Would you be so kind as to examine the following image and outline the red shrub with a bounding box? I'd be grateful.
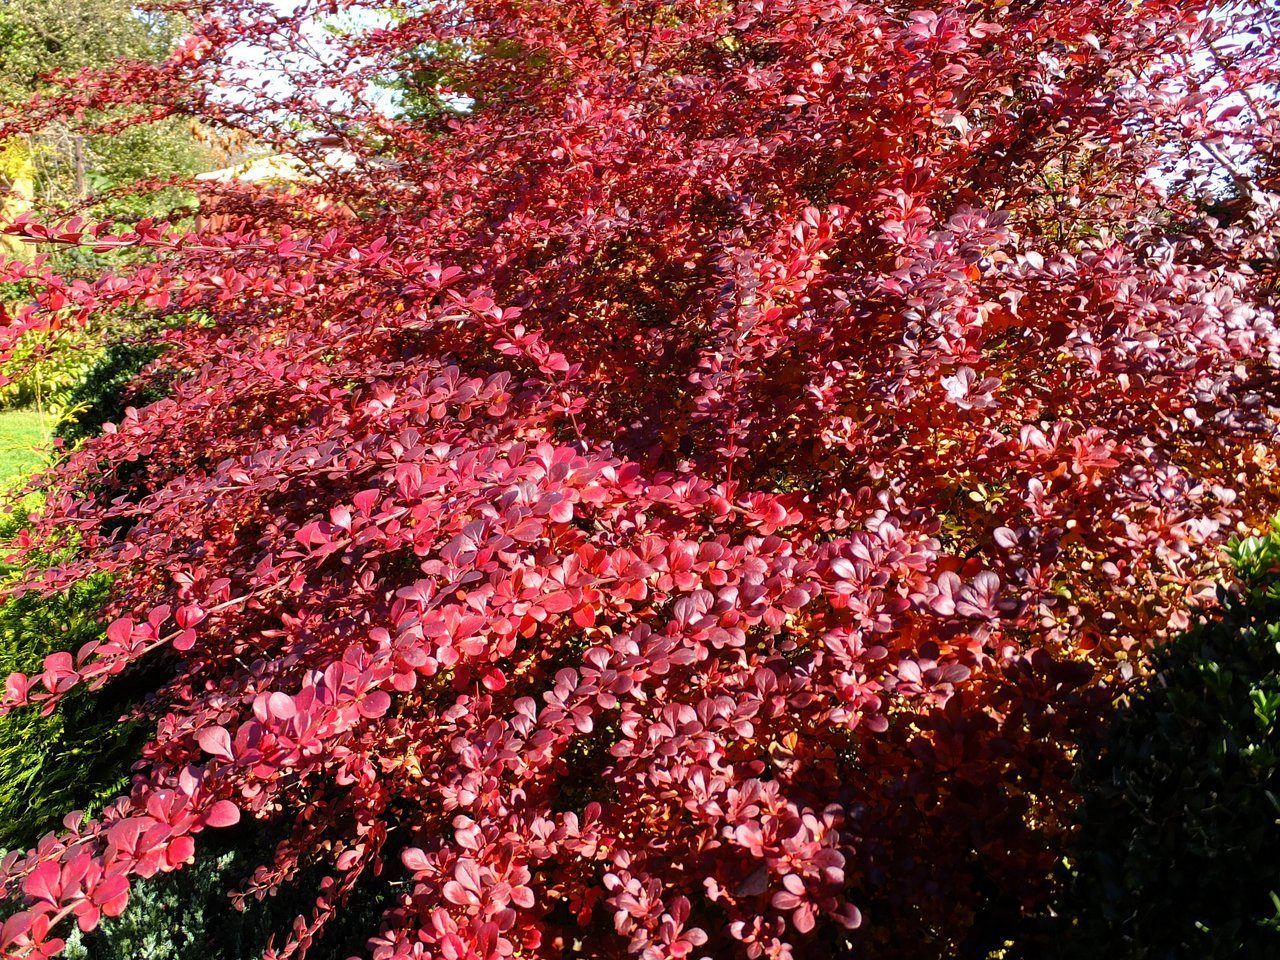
[1,1,1278,957]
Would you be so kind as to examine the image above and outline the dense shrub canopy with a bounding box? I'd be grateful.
[0,1,1278,958]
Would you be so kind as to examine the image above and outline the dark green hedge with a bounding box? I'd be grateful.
[55,341,163,445]
[0,336,170,850]
[63,824,397,960]
[1056,519,1280,959]
[0,510,147,853]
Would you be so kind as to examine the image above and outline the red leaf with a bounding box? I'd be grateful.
[205,800,241,828]
[22,861,61,905]
[401,848,430,873]
[106,618,134,646]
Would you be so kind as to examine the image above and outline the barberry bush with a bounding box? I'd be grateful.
[0,1,1279,958]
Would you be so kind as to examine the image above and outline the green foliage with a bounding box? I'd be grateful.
[62,851,248,960]
[0,327,106,413]
[0,508,146,853]
[0,0,206,413]
[0,0,210,222]
[62,838,288,960]
[55,341,163,444]
[0,0,176,100]
[1056,517,1280,959]
[62,824,396,960]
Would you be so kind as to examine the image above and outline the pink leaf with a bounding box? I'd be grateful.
[358,691,391,718]
[196,726,235,762]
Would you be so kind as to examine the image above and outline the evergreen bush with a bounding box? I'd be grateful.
[1059,519,1280,959]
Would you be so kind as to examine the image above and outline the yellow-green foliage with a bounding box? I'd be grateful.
[0,327,105,412]
[0,137,35,260]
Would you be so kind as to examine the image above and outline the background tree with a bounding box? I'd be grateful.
[0,0,212,415]
[0,0,209,210]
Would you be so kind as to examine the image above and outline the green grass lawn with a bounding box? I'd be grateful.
[0,408,51,490]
